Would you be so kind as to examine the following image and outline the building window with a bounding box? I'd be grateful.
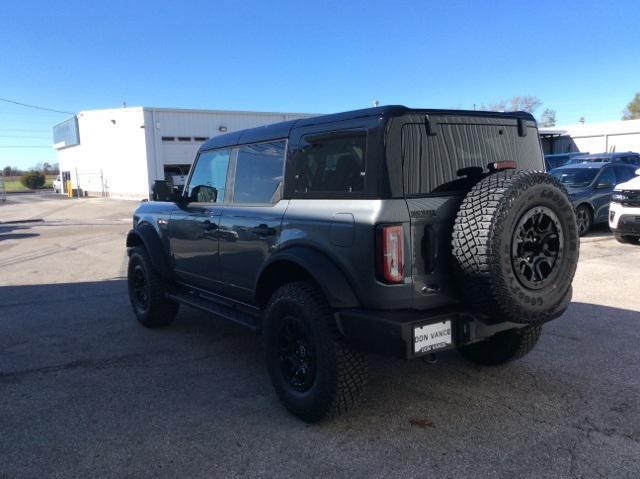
[161,136,175,142]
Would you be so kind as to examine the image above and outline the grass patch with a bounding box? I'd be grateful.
[2,175,55,192]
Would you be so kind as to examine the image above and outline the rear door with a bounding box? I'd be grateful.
[218,141,288,304]
[169,148,232,291]
[396,114,543,308]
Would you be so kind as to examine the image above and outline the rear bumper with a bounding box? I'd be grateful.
[336,304,566,360]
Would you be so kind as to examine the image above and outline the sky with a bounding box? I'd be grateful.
[1,0,639,170]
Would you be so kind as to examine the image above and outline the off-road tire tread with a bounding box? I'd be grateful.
[451,170,577,323]
[128,246,178,328]
[265,281,368,422]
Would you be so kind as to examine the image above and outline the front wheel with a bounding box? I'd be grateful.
[263,281,368,422]
[576,204,593,237]
[457,325,542,365]
[127,246,179,327]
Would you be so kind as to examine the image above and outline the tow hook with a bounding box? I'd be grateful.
[422,353,438,364]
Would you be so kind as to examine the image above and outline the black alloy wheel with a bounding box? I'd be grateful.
[131,264,149,312]
[575,205,592,236]
[511,206,564,290]
[277,316,317,392]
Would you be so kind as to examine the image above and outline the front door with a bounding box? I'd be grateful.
[169,148,232,292]
[218,140,288,303]
[592,167,616,222]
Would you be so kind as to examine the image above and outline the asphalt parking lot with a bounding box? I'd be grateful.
[1,193,639,478]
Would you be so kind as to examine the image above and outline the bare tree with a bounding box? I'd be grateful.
[539,108,557,127]
[480,95,543,115]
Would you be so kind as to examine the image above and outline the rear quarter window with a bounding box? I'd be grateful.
[290,132,366,196]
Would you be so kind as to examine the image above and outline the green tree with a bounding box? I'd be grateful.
[622,92,640,120]
[20,171,46,189]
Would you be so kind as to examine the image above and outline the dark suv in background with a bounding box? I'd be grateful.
[550,162,638,235]
[126,106,579,422]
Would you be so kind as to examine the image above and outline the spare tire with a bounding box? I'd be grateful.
[452,170,579,324]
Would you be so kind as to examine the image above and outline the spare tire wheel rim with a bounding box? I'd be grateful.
[511,206,564,290]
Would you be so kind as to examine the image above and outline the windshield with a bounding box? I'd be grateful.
[551,168,598,187]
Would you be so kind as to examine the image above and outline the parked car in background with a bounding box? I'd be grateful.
[609,168,640,245]
[566,151,640,166]
[52,174,63,193]
[544,152,588,171]
[550,162,638,236]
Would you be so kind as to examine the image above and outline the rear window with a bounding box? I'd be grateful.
[401,118,543,195]
[291,132,366,195]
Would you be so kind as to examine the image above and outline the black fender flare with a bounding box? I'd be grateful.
[126,223,173,278]
[256,246,360,309]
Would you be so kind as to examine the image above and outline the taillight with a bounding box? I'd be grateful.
[377,224,404,283]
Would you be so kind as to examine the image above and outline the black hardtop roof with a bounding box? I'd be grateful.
[200,105,536,151]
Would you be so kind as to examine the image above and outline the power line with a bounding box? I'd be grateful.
[0,97,74,115]
[0,135,51,139]
[0,145,52,148]
[0,128,50,132]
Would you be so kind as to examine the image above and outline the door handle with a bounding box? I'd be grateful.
[254,225,276,236]
[202,220,217,230]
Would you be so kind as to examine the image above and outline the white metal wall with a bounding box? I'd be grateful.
[144,108,316,187]
[553,119,640,154]
[56,107,316,199]
[56,108,149,199]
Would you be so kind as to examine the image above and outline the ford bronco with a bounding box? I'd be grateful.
[126,106,579,422]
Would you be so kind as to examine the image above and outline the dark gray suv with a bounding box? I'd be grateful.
[127,106,579,422]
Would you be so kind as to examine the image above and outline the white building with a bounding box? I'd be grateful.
[540,118,640,155]
[53,107,315,199]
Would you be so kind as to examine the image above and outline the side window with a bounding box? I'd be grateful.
[615,166,635,184]
[597,167,616,186]
[186,148,231,202]
[292,132,366,194]
[232,141,285,204]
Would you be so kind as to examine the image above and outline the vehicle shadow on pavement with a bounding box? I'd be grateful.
[1,280,639,477]
[0,224,39,241]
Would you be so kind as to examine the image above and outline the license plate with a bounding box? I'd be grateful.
[414,321,452,354]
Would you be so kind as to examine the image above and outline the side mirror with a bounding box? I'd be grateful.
[190,185,218,203]
[151,180,175,202]
[596,181,613,190]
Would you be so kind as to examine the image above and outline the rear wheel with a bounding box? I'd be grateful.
[576,204,593,236]
[263,281,368,422]
[458,325,542,365]
[127,246,179,327]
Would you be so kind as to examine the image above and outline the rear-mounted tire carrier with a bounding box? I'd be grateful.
[451,170,579,324]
